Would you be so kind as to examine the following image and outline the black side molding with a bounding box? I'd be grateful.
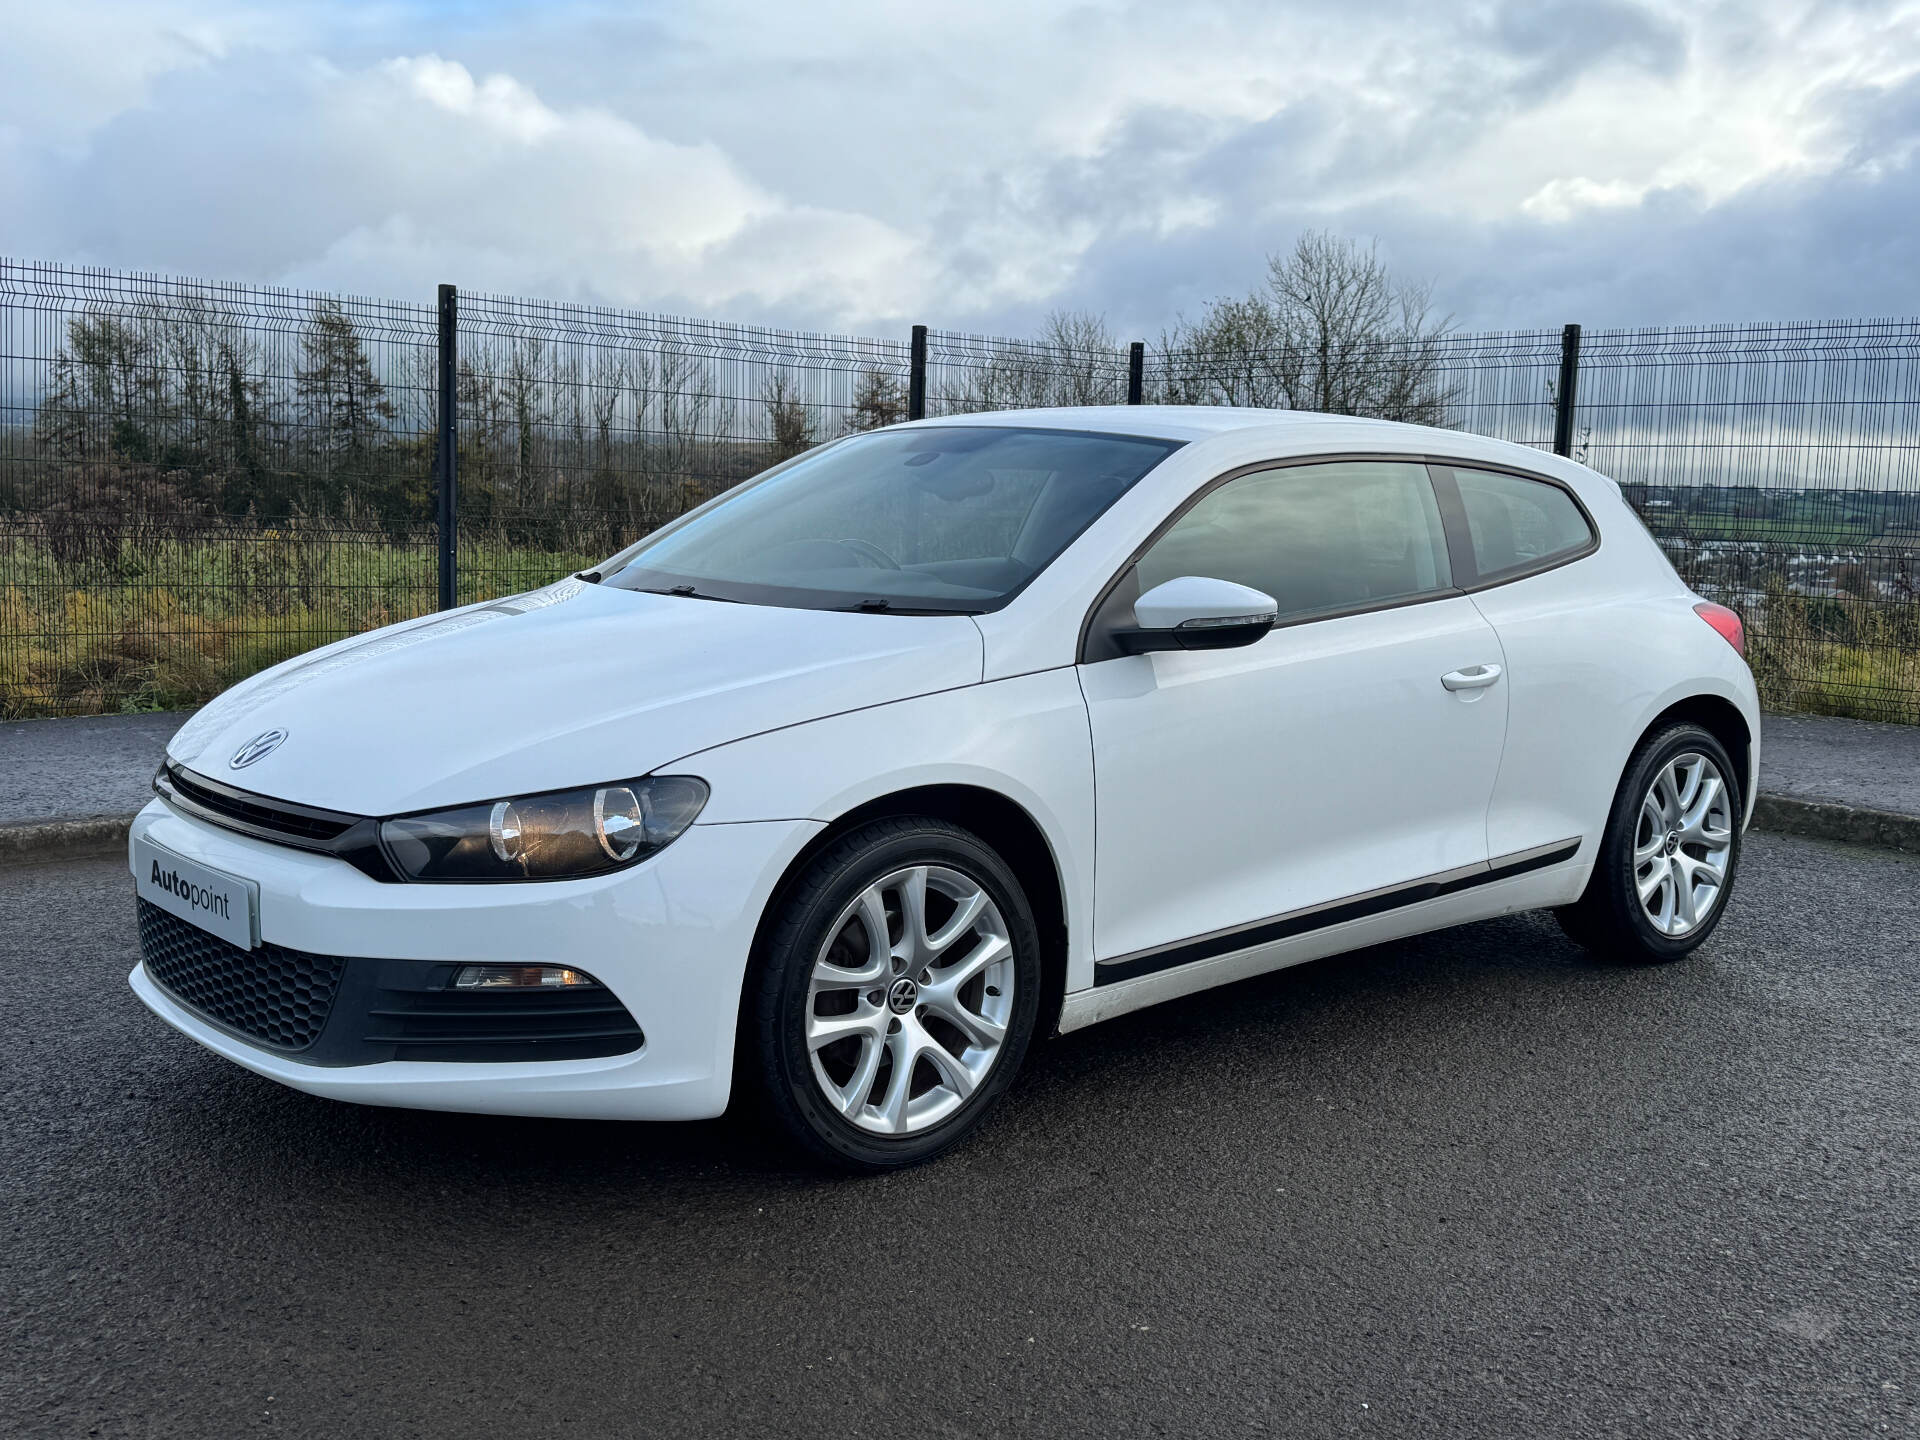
[1093,840,1582,987]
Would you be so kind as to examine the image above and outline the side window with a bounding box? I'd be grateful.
[1134,461,1452,623]
[1449,467,1594,581]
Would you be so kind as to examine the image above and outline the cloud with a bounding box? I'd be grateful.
[1521,177,1652,223]
[6,0,1920,336]
[7,47,926,328]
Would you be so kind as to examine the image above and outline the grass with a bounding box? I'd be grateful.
[1744,585,1920,726]
[1,531,595,718]
[3,534,1917,725]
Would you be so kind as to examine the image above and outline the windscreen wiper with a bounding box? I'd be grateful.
[841,598,976,615]
[636,584,741,603]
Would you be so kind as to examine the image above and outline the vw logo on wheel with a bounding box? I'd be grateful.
[886,977,920,1014]
[229,729,289,769]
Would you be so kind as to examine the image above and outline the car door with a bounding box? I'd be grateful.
[1077,457,1509,983]
[1428,461,1613,861]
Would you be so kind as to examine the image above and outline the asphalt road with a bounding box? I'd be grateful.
[4,833,1915,1439]
[0,712,188,826]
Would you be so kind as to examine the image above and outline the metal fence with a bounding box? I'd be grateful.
[1144,320,1920,722]
[0,260,913,717]
[452,289,911,605]
[1554,326,1914,725]
[0,261,442,719]
[3,257,1917,722]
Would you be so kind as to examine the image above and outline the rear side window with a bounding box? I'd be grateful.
[1134,460,1452,624]
[1449,467,1594,581]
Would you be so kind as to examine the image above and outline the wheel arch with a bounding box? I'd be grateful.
[741,783,1071,1043]
[1642,693,1754,816]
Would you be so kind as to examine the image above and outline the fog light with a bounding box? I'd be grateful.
[452,965,602,990]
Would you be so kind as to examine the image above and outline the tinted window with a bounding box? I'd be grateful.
[1135,461,1451,623]
[1451,467,1593,579]
[605,427,1181,613]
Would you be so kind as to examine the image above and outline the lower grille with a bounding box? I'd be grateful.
[360,986,645,1061]
[137,897,644,1065]
[138,899,345,1051]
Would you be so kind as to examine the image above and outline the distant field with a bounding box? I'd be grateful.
[1651,514,1881,545]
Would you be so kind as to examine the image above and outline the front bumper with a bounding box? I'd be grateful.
[128,799,822,1120]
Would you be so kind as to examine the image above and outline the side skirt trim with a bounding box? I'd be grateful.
[1092,838,1583,987]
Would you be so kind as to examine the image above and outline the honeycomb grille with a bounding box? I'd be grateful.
[138,899,346,1051]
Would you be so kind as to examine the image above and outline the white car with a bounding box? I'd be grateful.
[130,407,1759,1169]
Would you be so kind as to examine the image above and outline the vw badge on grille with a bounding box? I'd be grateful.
[229,728,289,769]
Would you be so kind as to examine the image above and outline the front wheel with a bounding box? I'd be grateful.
[1557,722,1743,963]
[748,818,1041,1171]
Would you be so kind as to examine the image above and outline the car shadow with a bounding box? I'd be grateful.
[121,904,1676,1205]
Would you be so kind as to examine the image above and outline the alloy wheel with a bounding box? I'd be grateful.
[1633,751,1734,937]
[805,864,1015,1135]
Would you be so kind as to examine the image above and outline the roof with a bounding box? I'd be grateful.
[907,405,1461,444]
[901,406,1606,492]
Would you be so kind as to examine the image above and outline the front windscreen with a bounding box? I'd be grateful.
[602,426,1182,613]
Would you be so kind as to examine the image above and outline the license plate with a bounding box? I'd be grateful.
[134,836,259,951]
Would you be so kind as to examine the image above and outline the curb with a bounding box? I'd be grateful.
[0,814,138,862]
[2,794,1916,864]
[1750,794,1920,855]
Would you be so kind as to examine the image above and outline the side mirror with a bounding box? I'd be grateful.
[1118,576,1279,654]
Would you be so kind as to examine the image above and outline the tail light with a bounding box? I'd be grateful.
[1693,601,1745,657]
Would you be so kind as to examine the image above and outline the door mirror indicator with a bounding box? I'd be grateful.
[1118,576,1279,654]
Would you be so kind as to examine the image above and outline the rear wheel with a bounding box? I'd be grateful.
[1556,723,1742,963]
[749,818,1041,1171]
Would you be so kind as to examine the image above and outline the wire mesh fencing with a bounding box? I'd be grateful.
[451,292,911,604]
[1143,319,1920,721]
[0,259,440,718]
[1570,323,1920,723]
[1148,326,1567,446]
[924,328,1133,413]
[2,255,1917,722]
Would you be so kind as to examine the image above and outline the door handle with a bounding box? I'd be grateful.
[1441,664,1503,691]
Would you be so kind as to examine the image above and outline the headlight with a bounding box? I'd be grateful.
[380,776,709,882]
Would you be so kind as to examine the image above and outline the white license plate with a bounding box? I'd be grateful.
[134,836,259,951]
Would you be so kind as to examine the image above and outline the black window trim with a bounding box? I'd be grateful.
[1076,449,1603,664]
[1426,458,1601,591]
[1076,451,1457,663]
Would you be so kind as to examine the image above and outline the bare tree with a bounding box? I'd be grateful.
[1154,295,1289,408]
[580,348,629,549]
[761,370,816,460]
[1036,310,1121,406]
[500,331,546,505]
[650,331,711,482]
[1158,231,1456,423]
[944,310,1123,413]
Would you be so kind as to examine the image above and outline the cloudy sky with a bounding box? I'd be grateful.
[4,0,1919,340]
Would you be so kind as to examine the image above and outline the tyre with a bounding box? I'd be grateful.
[748,817,1042,1171]
[1556,722,1742,963]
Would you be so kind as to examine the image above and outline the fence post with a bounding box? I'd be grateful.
[1126,342,1145,405]
[436,283,458,610]
[907,324,928,421]
[1553,322,1581,458]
